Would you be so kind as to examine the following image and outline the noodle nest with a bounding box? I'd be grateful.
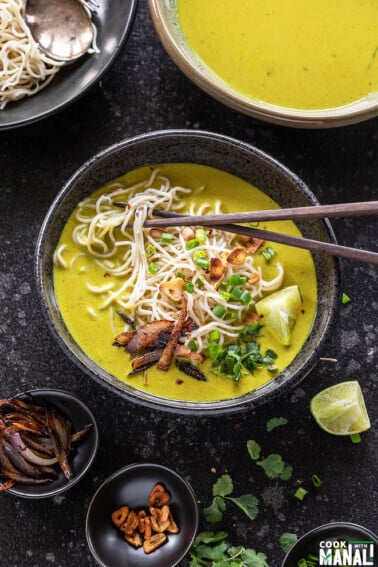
[54,169,285,354]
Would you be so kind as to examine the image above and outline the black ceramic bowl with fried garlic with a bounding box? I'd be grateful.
[0,389,99,499]
[86,463,199,567]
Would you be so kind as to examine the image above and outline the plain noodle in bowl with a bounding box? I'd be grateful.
[0,0,64,109]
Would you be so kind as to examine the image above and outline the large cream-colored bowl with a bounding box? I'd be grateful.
[148,0,378,129]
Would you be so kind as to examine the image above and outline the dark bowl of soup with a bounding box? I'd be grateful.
[149,0,378,128]
[35,129,340,415]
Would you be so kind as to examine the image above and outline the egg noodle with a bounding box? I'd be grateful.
[0,0,64,109]
[54,169,284,353]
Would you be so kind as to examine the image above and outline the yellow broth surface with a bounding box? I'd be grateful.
[176,0,378,110]
[54,164,317,402]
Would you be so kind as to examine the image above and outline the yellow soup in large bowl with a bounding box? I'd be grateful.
[176,0,378,111]
[53,163,317,403]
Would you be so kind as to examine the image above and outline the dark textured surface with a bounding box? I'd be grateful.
[0,2,377,566]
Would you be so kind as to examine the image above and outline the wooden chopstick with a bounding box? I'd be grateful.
[152,210,378,265]
[143,201,378,229]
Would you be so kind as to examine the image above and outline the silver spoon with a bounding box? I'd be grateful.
[25,0,94,62]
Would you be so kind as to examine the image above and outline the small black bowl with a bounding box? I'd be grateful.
[5,388,99,499]
[86,463,199,567]
[282,522,378,567]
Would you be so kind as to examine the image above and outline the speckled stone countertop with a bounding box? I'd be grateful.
[0,3,377,566]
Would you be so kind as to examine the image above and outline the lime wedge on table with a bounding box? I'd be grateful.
[255,285,301,346]
[310,381,371,435]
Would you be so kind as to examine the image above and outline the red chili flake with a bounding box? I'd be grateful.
[260,455,265,461]
[259,314,265,319]
[176,379,184,385]
[104,273,110,278]
[127,204,131,210]
[233,423,241,430]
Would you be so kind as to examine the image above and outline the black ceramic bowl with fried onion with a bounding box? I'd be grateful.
[1,389,99,499]
[35,129,340,416]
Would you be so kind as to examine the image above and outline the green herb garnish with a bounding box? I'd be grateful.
[145,243,155,257]
[342,292,351,305]
[186,238,200,250]
[161,232,173,243]
[266,417,288,432]
[246,439,261,461]
[311,473,322,488]
[195,257,210,270]
[147,262,159,275]
[203,474,259,525]
[195,228,207,243]
[350,433,361,443]
[279,532,298,553]
[261,246,277,263]
[294,487,308,501]
[184,281,195,293]
[190,531,269,567]
[212,304,227,318]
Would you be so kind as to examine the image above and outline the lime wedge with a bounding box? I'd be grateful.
[310,381,371,435]
[255,285,302,346]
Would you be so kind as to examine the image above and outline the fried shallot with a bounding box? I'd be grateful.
[0,394,92,491]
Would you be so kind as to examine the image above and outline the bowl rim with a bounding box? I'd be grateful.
[148,0,378,129]
[6,388,99,499]
[281,521,378,566]
[35,128,341,416]
[85,462,199,567]
[0,0,138,131]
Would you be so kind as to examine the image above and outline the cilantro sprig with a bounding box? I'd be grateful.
[203,474,259,524]
[190,531,270,567]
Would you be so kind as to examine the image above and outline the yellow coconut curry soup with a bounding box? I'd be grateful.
[176,0,378,110]
[53,164,317,402]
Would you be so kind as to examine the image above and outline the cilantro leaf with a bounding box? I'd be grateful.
[279,465,293,480]
[203,496,225,524]
[256,454,285,479]
[228,547,270,567]
[342,292,351,305]
[279,532,298,553]
[266,417,288,432]
[226,494,259,520]
[247,439,261,461]
[195,541,229,561]
[213,474,234,497]
[194,531,228,546]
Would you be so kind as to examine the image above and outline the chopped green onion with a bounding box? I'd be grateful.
[342,292,351,305]
[220,291,231,300]
[147,262,159,275]
[297,559,308,567]
[228,274,248,286]
[195,257,210,270]
[184,281,194,293]
[307,554,319,562]
[262,246,277,263]
[311,473,322,488]
[195,277,205,288]
[209,330,220,342]
[249,222,260,228]
[226,311,238,319]
[240,290,252,305]
[161,232,173,243]
[195,228,207,243]
[212,304,227,318]
[188,339,198,352]
[294,487,308,501]
[350,433,361,443]
[145,244,155,258]
[193,249,207,260]
[176,271,186,279]
[230,286,243,300]
[220,281,229,291]
[185,239,199,250]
